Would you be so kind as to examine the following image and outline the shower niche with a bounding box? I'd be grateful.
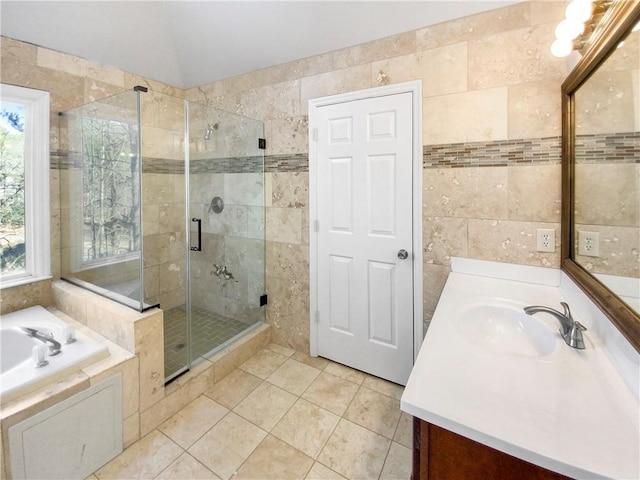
[60,88,266,381]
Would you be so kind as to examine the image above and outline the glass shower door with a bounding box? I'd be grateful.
[186,103,265,367]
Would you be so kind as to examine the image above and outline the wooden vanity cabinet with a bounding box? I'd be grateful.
[412,418,573,480]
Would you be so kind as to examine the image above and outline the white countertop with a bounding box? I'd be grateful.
[401,259,640,480]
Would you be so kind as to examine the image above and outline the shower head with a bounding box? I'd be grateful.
[204,122,219,140]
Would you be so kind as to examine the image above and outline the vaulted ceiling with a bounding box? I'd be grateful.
[1,1,518,89]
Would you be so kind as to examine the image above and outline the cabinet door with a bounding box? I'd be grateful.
[416,421,572,480]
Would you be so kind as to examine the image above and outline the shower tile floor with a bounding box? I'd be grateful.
[164,305,254,379]
[93,343,412,480]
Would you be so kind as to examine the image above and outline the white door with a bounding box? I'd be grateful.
[314,91,414,385]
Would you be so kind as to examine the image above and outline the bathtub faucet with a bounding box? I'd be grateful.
[523,302,587,349]
[15,327,62,355]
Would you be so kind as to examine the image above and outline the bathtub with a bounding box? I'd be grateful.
[0,306,109,404]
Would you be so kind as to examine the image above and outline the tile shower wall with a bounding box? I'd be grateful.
[140,91,187,310]
[1,1,568,352]
[0,36,183,313]
[185,1,568,349]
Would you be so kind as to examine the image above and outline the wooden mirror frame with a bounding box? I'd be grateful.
[561,0,640,354]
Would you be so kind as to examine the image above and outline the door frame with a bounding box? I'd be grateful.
[308,80,424,362]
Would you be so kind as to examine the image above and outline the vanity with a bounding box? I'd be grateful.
[403,1,640,478]
[401,258,639,479]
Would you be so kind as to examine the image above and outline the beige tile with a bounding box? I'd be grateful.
[301,372,359,417]
[467,219,560,267]
[265,342,296,357]
[344,387,402,438]
[318,419,391,480]
[239,347,289,379]
[305,462,346,480]
[424,166,509,219]
[140,361,214,436]
[234,435,314,480]
[423,263,451,325]
[415,2,531,50]
[204,368,262,409]
[323,362,367,385]
[380,442,412,480]
[423,87,508,144]
[188,412,267,480]
[266,207,302,244]
[271,172,309,209]
[508,164,561,223]
[266,358,321,395]
[156,453,220,480]
[292,352,330,370]
[159,396,229,449]
[95,430,182,480]
[272,399,340,459]
[371,53,419,87]
[300,65,372,115]
[423,216,469,266]
[234,382,297,431]
[394,412,414,449]
[508,81,562,139]
[418,42,468,97]
[362,376,404,400]
[123,413,141,448]
[468,23,566,90]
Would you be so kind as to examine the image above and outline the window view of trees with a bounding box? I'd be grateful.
[0,103,26,274]
[81,117,140,265]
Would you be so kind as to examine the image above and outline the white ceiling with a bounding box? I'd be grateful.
[0,1,519,89]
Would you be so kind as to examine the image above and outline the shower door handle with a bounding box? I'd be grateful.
[191,218,202,251]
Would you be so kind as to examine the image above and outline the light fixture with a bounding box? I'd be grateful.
[550,0,612,58]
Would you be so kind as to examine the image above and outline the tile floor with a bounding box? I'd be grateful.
[164,306,256,378]
[92,343,413,480]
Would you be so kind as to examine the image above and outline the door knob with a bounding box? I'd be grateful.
[397,249,409,260]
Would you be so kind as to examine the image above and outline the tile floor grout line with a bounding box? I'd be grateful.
[98,346,412,480]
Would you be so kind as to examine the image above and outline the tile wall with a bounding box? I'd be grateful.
[2,1,570,354]
[185,1,569,349]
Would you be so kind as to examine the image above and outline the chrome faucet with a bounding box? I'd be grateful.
[15,327,62,355]
[524,302,587,349]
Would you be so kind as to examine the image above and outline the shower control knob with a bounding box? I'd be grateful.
[397,249,409,260]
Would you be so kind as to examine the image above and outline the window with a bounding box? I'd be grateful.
[71,114,140,271]
[0,84,50,288]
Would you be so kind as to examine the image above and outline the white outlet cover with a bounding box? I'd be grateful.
[536,229,555,253]
[578,231,600,257]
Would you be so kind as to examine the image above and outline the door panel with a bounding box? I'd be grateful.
[316,92,414,385]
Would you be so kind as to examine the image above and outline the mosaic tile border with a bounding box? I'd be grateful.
[52,133,638,174]
[575,131,640,164]
[423,136,561,169]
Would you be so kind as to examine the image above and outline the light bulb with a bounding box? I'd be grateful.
[566,0,593,23]
[555,19,585,40]
[551,38,574,58]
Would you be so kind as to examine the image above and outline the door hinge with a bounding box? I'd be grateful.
[313,128,318,142]
[258,138,266,150]
[314,219,319,232]
[315,311,320,322]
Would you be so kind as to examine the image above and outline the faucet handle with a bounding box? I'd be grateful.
[560,302,573,320]
[574,321,587,331]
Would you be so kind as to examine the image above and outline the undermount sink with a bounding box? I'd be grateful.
[454,300,558,358]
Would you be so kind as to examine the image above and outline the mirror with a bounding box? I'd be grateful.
[562,1,640,352]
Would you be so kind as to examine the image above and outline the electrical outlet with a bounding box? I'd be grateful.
[536,229,555,252]
[578,231,600,257]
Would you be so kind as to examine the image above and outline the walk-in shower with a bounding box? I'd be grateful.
[59,87,266,382]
